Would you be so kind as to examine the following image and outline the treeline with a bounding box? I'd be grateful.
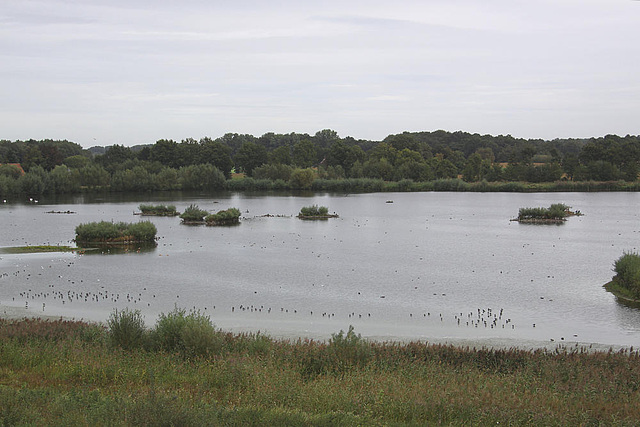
[1,130,639,196]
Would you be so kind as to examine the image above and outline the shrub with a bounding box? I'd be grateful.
[179,204,208,222]
[517,204,570,221]
[107,308,147,350]
[153,306,221,357]
[613,251,640,298]
[205,208,241,225]
[138,204,177,216]
[299,205,329,217]
[75,221,157,243]
[328,325,373,373]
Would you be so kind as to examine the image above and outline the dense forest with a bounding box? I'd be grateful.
[1,130,639,196]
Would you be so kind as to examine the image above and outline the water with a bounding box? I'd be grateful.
[1,191,639,349]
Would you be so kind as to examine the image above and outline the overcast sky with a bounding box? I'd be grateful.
[2,0,639,147]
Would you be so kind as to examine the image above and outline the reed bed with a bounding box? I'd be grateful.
[1,317,639,425]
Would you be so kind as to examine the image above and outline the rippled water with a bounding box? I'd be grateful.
[1,191,639,348]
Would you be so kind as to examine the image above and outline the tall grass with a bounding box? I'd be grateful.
[2,315,640,425]
[138,204,178,216]
[75,220,157,243]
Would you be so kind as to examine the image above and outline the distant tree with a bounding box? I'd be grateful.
[63,155,90,169]
[289,168,316,189]
[151,139,179,168]
[462,153,482,182]
[253,163,293,181]
[268,145,292,165]
[179,164,226,190]
[200,138,234,178]
[292,139,317,168]
[234,141,267,176]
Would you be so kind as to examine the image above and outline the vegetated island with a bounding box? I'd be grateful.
[74,220,158,245]
[512,203,581,224]
[297,204,338,219]
[135,204,179,216]
[604,251,640,304]
[179,204,241,226]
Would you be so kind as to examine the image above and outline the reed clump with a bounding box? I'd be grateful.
[179,204,209,223]
[298,205,337,218]
[138,204,178,216]
[1,316,640,425]
[75,220,157,244]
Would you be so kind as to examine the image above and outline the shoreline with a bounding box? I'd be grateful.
[1,305,631,354]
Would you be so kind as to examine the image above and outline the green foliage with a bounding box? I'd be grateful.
[289,168,316,189]
[75,220,157,243]
[299,204,330,217]
[179,204,209,222]
[152,306,222,357]
[329,325,374,371]
[518,203,570,221]
[107,308,147,350]
[138,204,177,216]
[205,207,241,225]
[4,317,640,425]
[612,251,640,299]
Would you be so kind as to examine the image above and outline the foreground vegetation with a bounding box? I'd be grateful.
[0,314,639,425]
[75,221,157,244]
[605,251,640,301]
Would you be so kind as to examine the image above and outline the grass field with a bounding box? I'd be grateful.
[1,317,639,425]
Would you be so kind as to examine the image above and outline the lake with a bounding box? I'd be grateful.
[1,191,639,349]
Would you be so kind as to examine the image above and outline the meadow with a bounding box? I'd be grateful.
[1,314,639,426]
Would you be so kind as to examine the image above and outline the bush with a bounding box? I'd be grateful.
[328,325,373,373]
[613,252,640,298]
[152,307,221,357]
[179,204,208,222]
[205,208,241,225]
[107,308,147,350]
[138,204,177,216]
[299,205,329,217]
[75,221,157,243]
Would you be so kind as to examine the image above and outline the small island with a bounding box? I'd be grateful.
[136,204,179,216]
[604,251,640,304]
[206,208,241,226]
[180,204,241,226]
[512,203,581,224]
[297,205,338,219]
[75,221,158,245]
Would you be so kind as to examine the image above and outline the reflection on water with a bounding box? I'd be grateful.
[78,242,157,255]
[1,191,640,348]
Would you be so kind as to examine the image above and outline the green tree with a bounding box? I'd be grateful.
[292,139,317,168]
[200,138,234,178]
[268,145,292,165]
[289,168,316,189]
[234,141,268,176]
[179,164,226,191]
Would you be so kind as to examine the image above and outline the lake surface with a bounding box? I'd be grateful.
[1,191,639,349]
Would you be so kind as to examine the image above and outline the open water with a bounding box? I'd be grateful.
[1,191,639,349]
